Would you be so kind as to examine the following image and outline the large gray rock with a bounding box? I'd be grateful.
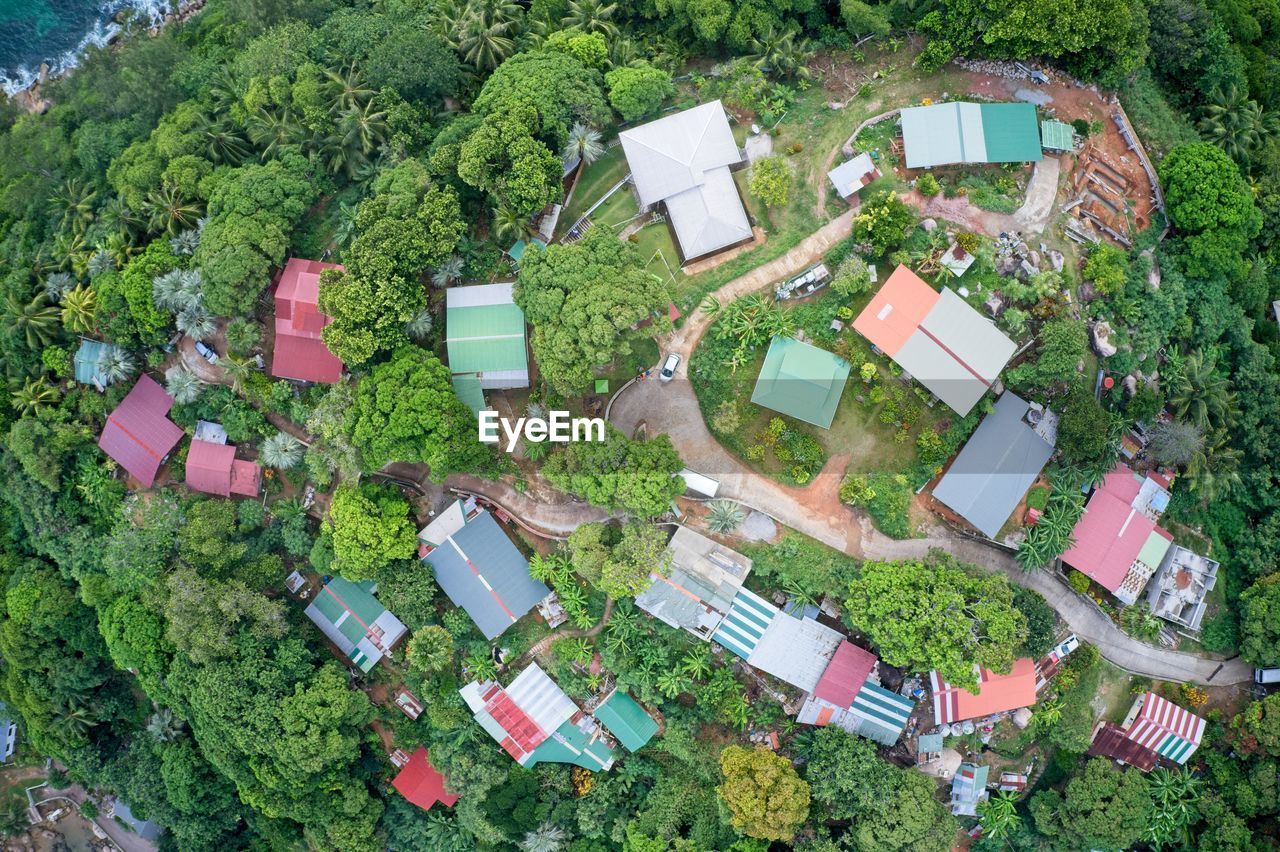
[1091,321,1118,357]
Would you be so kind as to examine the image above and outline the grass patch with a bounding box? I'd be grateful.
[559,144,629,232]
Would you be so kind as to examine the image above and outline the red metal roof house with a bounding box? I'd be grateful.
[185,439,263,498]
[932,658,1039,725]
[391,747,459,812]
[98,375,184,487]
[271,258,345,384]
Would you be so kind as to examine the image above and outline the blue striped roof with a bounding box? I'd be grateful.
[712,587,778,659]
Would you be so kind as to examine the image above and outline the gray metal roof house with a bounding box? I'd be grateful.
[619,101,752,263]
[635,526,752,640]
[932,392,1056,538]
[420,500,549,640]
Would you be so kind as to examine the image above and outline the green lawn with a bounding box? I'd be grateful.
[559,144,629,234]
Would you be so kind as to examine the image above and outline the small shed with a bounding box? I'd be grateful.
[185,439,263,498]
[827,153,879,201]
[595,690,660,752]
[73,339,113,389]
[1041,120,1074,153]
[391,748,459,812]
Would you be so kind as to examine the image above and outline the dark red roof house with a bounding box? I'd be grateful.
[391,748,459,812]
[185,439,263,498]
[98,375,184,488]
[271,258,345,384]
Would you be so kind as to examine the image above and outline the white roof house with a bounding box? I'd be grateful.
[827,153,879,200]
[746,610,844,693]
[619,101,752,262]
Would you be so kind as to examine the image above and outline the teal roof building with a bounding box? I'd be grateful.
[304,578,407,673]
[594,690,659,751]
[901,102,1042,169]
[750,336,851,428]
[445,283,529,404]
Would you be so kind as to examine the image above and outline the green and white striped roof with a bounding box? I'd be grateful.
[712,587,778,659]
[849,682,915,746]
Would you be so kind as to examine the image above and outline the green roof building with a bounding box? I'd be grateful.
[1041,120,1074,152]
[304,577,407,673]
[901,102,1042,169]
[445,283,529,403]
[594,690,660,752]
[750,336,851,428]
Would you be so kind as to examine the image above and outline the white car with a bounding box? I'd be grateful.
[659,353,680,382]
[194,341,219,364]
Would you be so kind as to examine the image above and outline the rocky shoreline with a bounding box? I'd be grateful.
[6,0,207,115]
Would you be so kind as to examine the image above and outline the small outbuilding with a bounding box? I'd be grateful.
[594,690,660,752]
[827,152,880,201]
[392,748,459,812]
[304,577,407,673]
[1041,119,1074,153]
[900,102,1042,169]
[271,257,345,384]
[185,439,263,498]
[445,282,530,401]
[750,336,851,428]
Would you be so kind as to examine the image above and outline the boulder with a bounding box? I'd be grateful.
[1050,249,1065,271]
[1091,321,1117,357]
[921,218,938,232]
[1122,374,1137,396]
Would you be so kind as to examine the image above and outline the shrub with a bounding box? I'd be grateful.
[916,173,940,196]
[1025,486,1050,511]
[1067,569,1092,594]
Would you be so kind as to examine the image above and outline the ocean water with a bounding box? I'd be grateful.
[0,0,170,96]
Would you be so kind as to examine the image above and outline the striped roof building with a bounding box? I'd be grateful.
[304,578,407,673]
[795,641,916,746]
[460,664,618,770]
[1121,691,1205,765]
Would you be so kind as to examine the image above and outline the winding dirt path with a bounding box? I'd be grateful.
[512,598,616,669]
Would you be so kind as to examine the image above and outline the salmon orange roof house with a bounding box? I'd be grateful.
[931,658,1039,725]
[854,265,1015,415]
[271,258,345,384]
[97,375,184,487]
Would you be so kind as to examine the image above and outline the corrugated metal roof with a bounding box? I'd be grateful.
[1087,721,1158,771]
[304,577,405,672]
[901,102,1041,168]
[451,375,486,415]
[747,611,843,692]
[595,691,659,752]
[97,375,184,487]
[422,510,548,640]
[185,439,237,497]
[933,392,1055,538]
[526,716,617,770]
[74,339,111,386]
[1125,692,1204,764]
[827,153,878,198]
[663,166,753,260]
[931,659,1038,724]
[619,101,743,206]
[392,748,459,812]
[712,587,778,659]
[849,682,915,745]
[750,336,851,428]
[1041,119,1073,151]
[445,284,529,387]
[272,258,344,384]
[813,641,877,707]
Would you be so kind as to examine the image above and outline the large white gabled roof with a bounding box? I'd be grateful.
[663,167,753,260]
[619,100,743,206]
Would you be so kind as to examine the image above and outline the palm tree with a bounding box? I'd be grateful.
[723,692,750,729]
[324,63,376,113]
[60,285,97,333]
[520,821,567,852]
[166,367,203,404]
[452,0,523,72]
[1147,420,1204,467]
[142,185,203,236]
[781,576,818,610]
[463,652,499,682]
[406,309,434,342]
[332,201,359,249]
[247,107,304,160]
[562,0,618,35]
[86,250,116,280]
[153,268,204,315]
[1033,697,1063,731]
[176,308,217,341]
[219,354,255,394]
[491,205,535,245]
[1146,768,1202,847]
[1198,85,1277,166]
[978,790,1021,841]
[1184,428,1242,501]
[11,379,59,415]
[169,228,201,257]
[203,121,252,166]
[561,122,605,167]
[705,499,745,533]
[424,811,474,852]
[102,347,135,384]
[145,708,183,743]
[528,553,560,584]
[336,99,389,158]
[42,271,75,302]
[50,177,98,234]
[51,705,98,743]
[1168,351,1235,432]
[3,292,61,349]
[431,255,465,288]
[52,229,91,277]
[261,432,304,470]
[748,25,815,81]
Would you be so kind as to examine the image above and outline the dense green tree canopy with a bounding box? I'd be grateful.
[324,483,417,581]
[717,745,810,842]
[844,556,1027,688]
[515,226,671,395]
[542,427,685,517]
[1029,757,1154,850]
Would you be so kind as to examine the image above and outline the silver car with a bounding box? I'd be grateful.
[659,352,680,382]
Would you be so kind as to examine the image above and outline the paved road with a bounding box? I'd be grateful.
[607,216,1253,686]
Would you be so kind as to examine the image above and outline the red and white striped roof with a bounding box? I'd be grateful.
[1124,692,1205,763]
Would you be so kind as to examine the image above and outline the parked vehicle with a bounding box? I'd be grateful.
[659,352,680,382]
[194,341,219,364]
[1255,667,1280,685]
